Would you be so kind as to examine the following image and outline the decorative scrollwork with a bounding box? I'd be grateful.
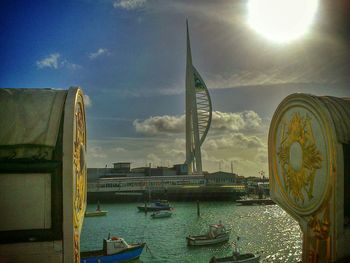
[72,97,86,263]
[277,112,323,203]
[309,205,330,240]
[73,101,86,226]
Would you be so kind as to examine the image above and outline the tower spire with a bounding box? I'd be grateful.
[185,21,212,174]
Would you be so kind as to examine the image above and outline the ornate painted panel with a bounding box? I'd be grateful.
[269,93,350,262]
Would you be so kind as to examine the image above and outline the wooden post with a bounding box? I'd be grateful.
[197,200,200,216]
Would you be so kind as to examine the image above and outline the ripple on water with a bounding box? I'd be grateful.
[81,202,302,263]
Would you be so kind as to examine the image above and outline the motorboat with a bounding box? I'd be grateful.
[151,210,172,219]
[186,223,230,246]
[85,210,108,217]
[137,200,172,212]
[209,252,260,263]
[80,235,145,263]
[85,202,108,217]
[209,237,260,263]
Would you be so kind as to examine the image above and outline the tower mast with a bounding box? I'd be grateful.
[185,21,211,174]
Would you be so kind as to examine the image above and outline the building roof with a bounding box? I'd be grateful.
[206,172,238,178]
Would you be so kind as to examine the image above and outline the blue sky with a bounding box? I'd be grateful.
[1,0,350,176]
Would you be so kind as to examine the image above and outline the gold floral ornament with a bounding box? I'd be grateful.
[72,100,86,263]
[309,205,330,240]
[277,112,323,204]
[73,102,86,226]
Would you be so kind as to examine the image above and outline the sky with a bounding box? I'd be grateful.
[1,0,350,177]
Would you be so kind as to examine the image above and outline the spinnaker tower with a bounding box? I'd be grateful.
[185,21,212,174]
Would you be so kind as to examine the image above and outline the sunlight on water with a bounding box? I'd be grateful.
[81,202,302,263]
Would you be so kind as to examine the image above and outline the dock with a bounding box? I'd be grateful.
[235,198,275,206]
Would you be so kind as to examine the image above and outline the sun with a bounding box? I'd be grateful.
[247,0,319,43]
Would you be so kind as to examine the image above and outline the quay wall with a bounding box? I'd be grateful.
[87,186,245,203]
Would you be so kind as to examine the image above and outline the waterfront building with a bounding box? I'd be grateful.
[86,173,246,202]
[86,162,246,202]
[185,21,212,174]
[113,162,131,173]
[88,164,185,182]
[206,171,239,185]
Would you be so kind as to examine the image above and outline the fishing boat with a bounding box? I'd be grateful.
[209,237,260,263]
[151,210,172,218]
[85,210,108,217]
[209,252,260,263]
[186,223,230,246]
[80,235,145,263]
[85,202,108,217]
[137,200,172,212]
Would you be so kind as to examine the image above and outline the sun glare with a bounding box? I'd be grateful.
[247,0,319,43]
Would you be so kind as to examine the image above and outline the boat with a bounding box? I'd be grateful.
[85,202,108,217]
[137,200,172,212]
[151,210,172,218]
[80,235,145,263]
[209,237,260,263]
[235,197,275,206]
[209,252,260,263]
[85,210,108,217]
[186,223,230,246]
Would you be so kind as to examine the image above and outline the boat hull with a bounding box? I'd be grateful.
[137,203,171,212]
[151,211,172,218]
[187,234,229,246]
[85,211,108,217]
[210,254,260,263]
[81,244,145,263]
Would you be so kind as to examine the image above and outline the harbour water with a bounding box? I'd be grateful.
[81,202,302,263]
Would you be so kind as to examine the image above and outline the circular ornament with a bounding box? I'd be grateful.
[270,95,335,215]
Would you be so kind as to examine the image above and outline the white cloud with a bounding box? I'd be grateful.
[146,153,162,165]
[255,147,268,163]
[133,110,263,136]
[113,0,146,10]
[112,147,126,153]
[204,133,265,151]
[89,48,110,60]
[84,94,92,107]
[133,115,185,135]
[211,111,262,132]
[88,146,107,158]
[85,134,268,175]
[36,53,60,69]
[36,53,81,70]
[63,60,81,70]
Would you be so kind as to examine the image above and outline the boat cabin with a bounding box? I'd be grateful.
[154,200,169,206]
[208,224,226,238]
[103,237,129,255]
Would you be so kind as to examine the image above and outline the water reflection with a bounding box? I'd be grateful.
[81,202,302,263]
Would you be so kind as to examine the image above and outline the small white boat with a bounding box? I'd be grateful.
[209,252,260,263]
[85,202,108,217]
[209,237,260,263]
[186,223,230,246]
[151,210,172,218]
[137,200,172,212]
[85,210,108,217]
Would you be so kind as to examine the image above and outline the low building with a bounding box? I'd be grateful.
[113,162,131,173]
[205,171,239,185]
